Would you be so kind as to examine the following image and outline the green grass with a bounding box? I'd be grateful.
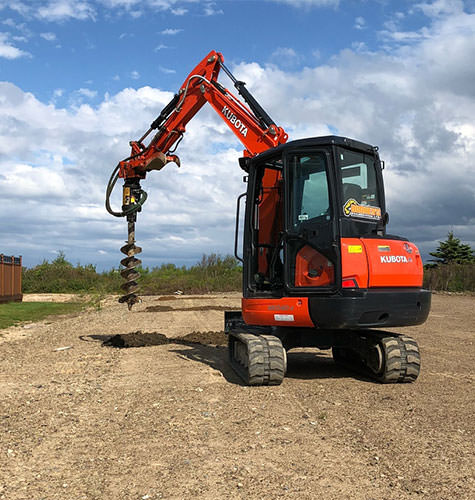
[0,302,84,330]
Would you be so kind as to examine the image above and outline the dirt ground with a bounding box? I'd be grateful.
[1,293,474,499]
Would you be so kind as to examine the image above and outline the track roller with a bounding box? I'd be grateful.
[332,334,421,383]
[228,332,286,386]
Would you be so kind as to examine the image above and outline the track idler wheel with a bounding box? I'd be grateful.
[228,333,286,386]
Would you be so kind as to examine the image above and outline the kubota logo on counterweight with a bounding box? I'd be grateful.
[380,255,409,264]
[222,106,248,137]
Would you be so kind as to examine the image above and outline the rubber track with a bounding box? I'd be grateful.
[379,335,421,383]
[332,334,421,384]
[261,335,286,385]
[228,333,285,386]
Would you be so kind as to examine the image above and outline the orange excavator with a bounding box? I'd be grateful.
[106,50,430,385]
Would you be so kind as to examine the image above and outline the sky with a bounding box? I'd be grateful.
[1,0,474,270]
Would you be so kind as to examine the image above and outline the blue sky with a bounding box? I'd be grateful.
[1,0,474,269]
[2,0,426,101]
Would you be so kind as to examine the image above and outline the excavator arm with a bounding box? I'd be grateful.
[106,50,288,309]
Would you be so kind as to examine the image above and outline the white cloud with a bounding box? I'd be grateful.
[270,47,301,68]
[1,1,474,268]
[159,28,183,35]
[40,32,57,41]
[36,1,97,21]
[5,2,31,17]
[130,70,140,79]
[1,0,196,22]
[268,0,339,7]
[12,35,28,42]
[203,2,223,16]
[0,32,30,59]
[154,43,168,51]
[77,88,97,99]
[0,82,245,267]
[171,7,187,15]
[354,16,366,30]
[414,0,464,18]
[159,65,176,74]
[272,47,298,59]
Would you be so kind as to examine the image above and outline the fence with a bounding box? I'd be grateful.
[0,255,23,303]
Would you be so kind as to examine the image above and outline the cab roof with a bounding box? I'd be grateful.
[252,135,377,164]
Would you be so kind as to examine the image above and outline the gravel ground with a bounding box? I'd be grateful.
[1,293,474,499]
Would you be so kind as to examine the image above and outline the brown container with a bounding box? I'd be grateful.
[0,255,23,303]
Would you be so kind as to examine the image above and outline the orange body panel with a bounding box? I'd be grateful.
[341,237,423,288]
[362,239,423,287]
[340,238,369,288]
[242,297,314,327]
[295,245,335,287]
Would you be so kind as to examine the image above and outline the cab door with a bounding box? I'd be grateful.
[284,150,339,292]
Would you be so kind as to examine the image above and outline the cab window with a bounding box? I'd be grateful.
[291,153,330,227]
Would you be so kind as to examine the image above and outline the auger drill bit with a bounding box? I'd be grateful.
[119,220,142,310]
[116,178,145,311]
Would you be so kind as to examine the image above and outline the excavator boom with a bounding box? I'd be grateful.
[117,51,287,181]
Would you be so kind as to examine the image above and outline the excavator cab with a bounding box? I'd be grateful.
[242,136,385,298]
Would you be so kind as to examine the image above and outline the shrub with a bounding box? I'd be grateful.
[22,253,241,295]
[423,263,475,292]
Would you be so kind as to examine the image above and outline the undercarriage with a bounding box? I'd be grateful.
[225,312,421,385]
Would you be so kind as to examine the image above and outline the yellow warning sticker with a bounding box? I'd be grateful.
[378,245,391,252]
[123,187,131,205]
[348,245,363,254]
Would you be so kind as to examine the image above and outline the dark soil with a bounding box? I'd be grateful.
[144,305,241,313]
[103,330,228,348]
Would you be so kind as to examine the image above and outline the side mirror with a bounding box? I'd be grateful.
[383,212,389,226]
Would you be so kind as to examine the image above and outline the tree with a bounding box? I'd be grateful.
[429,231,474,265]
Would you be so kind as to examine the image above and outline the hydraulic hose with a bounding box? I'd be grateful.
[105,163,148,218]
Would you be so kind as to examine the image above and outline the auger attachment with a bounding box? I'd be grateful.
[106,150,181,311]
[116,179,145,310]
[119,220,142,310]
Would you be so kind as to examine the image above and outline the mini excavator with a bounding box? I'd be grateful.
[106,50,431,385]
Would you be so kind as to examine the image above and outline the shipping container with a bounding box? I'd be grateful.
[0,255,23,303]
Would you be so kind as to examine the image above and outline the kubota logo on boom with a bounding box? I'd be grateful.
[380,255,409,264]
[222,106,248,137]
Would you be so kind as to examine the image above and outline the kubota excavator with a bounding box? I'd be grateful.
[106,50,431,385]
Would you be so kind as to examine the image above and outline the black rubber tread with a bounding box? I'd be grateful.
[373,335,421,383]
[261,335,286,385]
[248,336,267,386]
[331,335,421,384]
[228,333,286,386]
[228,333,266,386]
[397,335,421,382]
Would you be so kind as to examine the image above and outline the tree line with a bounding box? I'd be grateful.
[423,231,474,292]
[21,232,474,295]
